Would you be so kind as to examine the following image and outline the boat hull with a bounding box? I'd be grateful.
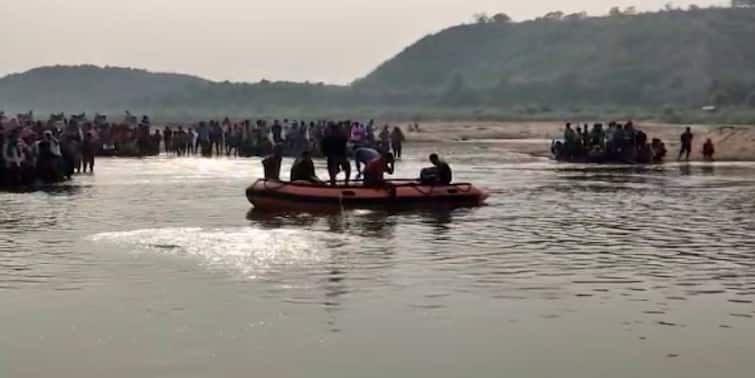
[246,179,489,211]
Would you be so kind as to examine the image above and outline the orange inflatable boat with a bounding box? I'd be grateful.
[246,179,490,211]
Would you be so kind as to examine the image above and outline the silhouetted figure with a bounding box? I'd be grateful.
[390,126,405,159]
[290,151,320,183]
[321,123,350,186]
[702,138,715,161]
[272,120,283,144]
[81,132,96,173]
[262,145,283,180]
[420,153,452,185]
[363,152,394,187]
[679,127,693,161]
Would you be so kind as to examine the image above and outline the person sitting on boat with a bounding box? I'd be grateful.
[262,145,283,180]
[290,150,321,184]
[420,153,452,185]
[363,152,395,187]
[702,138,715,161]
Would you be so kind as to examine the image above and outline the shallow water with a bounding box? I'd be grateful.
[2,144,754,378]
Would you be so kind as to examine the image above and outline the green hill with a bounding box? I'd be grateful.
[3,8,755,122]
[0,65,209,113]
[354,7,755,108]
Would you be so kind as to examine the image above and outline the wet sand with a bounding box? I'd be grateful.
[405,121,755,161]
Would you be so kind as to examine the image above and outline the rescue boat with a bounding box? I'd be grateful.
[246,179,489,211]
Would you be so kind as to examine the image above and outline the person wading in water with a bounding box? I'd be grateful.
[390,126,405,159]
[679,127,693,161]
[702,138,715,161]
[81,132,96,173]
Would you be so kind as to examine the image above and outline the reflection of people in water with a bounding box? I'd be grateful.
[290,150,321,183]
[262,145,283,180]
[702,138,715,161]
[420,153,452,185]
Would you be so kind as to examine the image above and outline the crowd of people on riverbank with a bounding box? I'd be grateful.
[0,111,412,187]
[0,111,162,186]
[161,118,407,159]
[552,121,717,163]
[553,121,669,163]
[0,116,97,187]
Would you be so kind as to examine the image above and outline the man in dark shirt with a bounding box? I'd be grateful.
[262,145,283,180]
[290,150,320,183]
[429,153,452,185]
[320,122,350,186]
[679,127,693,161]
[271,120,283,144]
[163,127,173,153]
[81,132,97,173]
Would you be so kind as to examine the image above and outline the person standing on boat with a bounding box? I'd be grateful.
[262,145,283,180]
[321,123,350,186]
[679,127,694,161]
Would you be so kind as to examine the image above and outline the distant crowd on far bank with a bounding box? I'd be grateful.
[552,121,716,163]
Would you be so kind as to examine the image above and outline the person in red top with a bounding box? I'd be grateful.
[363,152,395,187]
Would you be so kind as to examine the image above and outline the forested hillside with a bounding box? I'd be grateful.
[0,65,208,112]
[3,7,755,121]
[354,6,755,108]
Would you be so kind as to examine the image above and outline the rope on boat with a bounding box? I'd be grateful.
[409,182,435,197]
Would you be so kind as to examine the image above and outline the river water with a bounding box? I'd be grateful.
[2,143,754,378]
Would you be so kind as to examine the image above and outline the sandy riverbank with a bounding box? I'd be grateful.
[403,121,755,161]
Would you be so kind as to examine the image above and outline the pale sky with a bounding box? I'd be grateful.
[1,0,724,84]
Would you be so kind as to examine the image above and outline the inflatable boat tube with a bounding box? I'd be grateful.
[246,179,489,211]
